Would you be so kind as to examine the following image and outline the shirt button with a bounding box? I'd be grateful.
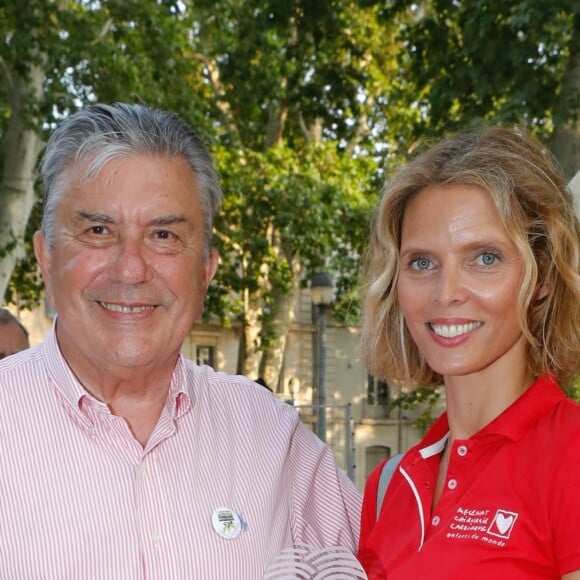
[432,515,441,526]
[457,445,468,457]
[140,461,148,473]
[448,478,458,490]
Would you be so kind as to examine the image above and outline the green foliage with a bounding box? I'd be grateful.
[390,385,442,433]
[393,375,580,433]
[3,1,396,330]
[371,0,578,143]
[567,375,580,402]
[208,141,378,328]
[1,0,578,376]
[4,200,44,310]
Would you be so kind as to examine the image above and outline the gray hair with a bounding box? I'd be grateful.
[40,103,223,257]
[0,308,30,342]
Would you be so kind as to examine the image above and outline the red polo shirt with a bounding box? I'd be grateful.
[358,375,580,579]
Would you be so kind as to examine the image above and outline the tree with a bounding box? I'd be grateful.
[2,0,395,389]
[1,0,218,302]
[550,10,580,180]
[365,0,579,143]
[2,0,579,391]
[0,0,63,299]
[190,0,397,384]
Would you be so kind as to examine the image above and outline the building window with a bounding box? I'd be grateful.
[367,374,390,406]
[365,445,391,479]
[196,345,215,368]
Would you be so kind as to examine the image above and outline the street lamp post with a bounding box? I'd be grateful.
[310,272,334,443]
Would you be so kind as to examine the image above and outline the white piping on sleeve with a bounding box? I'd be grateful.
[400,466,425,551]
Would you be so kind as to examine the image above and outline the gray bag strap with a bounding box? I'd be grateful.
[376,453,404,520]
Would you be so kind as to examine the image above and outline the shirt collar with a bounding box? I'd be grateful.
[417,374,565,455]
[42,318,192,422]
[417,413,450,458]
[42,318,90,412]
[476,374,564,441]
[165,355,192,418]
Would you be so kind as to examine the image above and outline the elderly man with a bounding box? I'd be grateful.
[0,103,361,578]
[0,308,29,359]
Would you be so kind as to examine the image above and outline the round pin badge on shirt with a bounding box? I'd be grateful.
[212,507,242,540]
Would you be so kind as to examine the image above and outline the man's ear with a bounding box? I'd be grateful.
[204,247,219,290]
[33,231,54,305]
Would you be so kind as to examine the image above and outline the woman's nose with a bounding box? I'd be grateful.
[433,265,467,305]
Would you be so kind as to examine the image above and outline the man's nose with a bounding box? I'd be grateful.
[112,237,151,284]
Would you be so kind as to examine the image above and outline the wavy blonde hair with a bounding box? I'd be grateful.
[361,127,580,388]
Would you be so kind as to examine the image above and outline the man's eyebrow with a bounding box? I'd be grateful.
[148,215,191,227]
[74,212,191,227]
[77,211,115,224]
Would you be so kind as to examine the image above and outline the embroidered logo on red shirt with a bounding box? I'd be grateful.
[445,506,519,548]
[487,509,518,539]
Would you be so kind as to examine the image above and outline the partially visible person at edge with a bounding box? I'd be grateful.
[0,307,30,359]
[0,103,361,578]
[357,127,580,579]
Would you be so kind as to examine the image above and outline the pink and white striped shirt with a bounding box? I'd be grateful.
[0,327,361,579]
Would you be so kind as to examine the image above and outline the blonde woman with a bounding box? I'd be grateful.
[358,127,580,579]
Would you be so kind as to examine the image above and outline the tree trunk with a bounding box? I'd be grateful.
[265,98,287,149]
[568,170,580,217]
[252,97,294,389]
[0,62,45,300]
[258,251,301,392]
[237,287,263,378]
[550,49,580,180]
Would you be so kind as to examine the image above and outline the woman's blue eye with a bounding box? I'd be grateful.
[478,252,498,266]
[412,258,432,270]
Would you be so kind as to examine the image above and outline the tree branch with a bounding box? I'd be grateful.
[0,57,14,96]
[190,52,242,147]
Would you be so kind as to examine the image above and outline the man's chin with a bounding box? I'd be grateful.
[105,343,163,367]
